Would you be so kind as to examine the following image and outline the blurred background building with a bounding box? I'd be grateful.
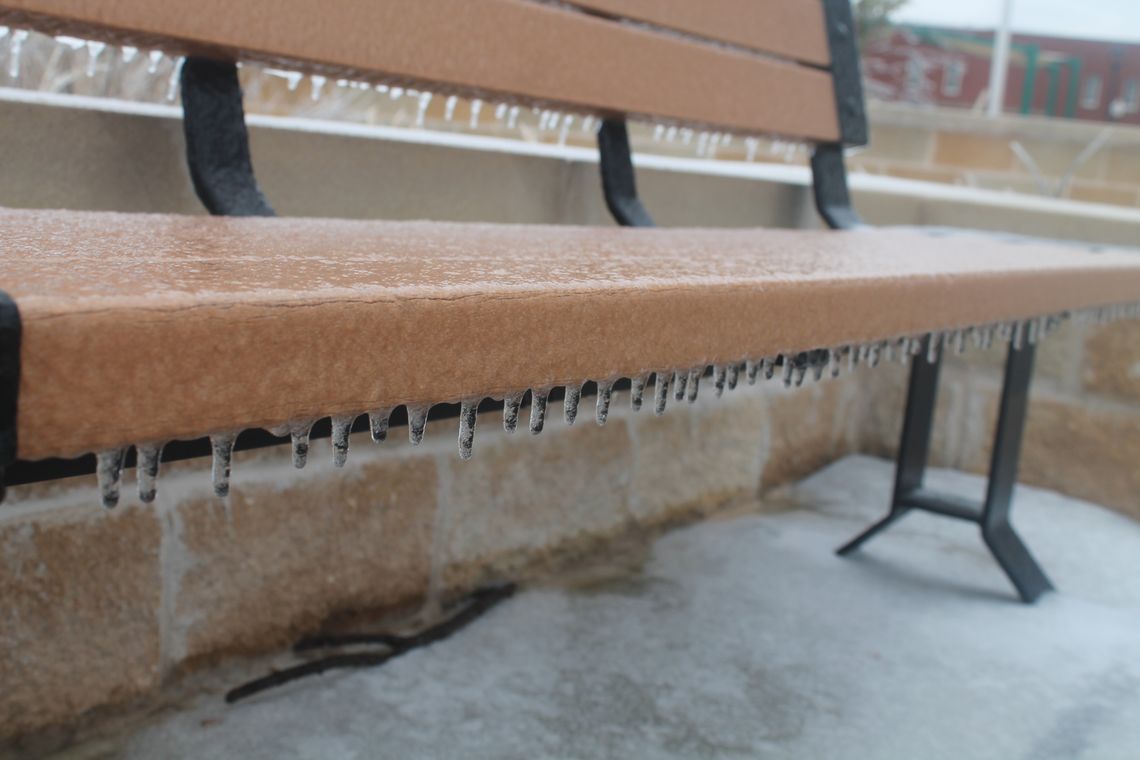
[864,27,1140,125]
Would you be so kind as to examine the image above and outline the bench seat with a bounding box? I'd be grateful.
[5,207,1139,461]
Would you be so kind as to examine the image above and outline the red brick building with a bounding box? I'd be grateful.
[862,26,1140,125]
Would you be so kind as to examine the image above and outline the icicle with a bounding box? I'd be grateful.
[503,391,524,433]
[85,41,105,78]
[458,401,477,460]
[654,371,671,415]
[165,58,184,101]
[1011,321,1024,350]
[782,355,795,387]
[793,355,808,387]
[954,329,967,354]
[121,45,138,64]
[408,405,430,445]
[368,409,392,442]
[8,30,27,79]
[726,363,740,391]
[630,374,648,412]
[291,421,314,468]
[529,390,548,434]
[673,370,688,401]
[882,340,895,364]
[830,348,844,378]
[868,343,882,368]
[812,352,827,382]
[745,137,759,162]
[897,339,910,367]
[469,98,483,129]
[96,448,126,509]
[210,433,236,498]
[444,94,458,121]
[746,360,760,385]
[1026,318,1040,346]
[507,105,520,129]
[331,414,354,467]
[596,381,613,425]
[147,49,163,75]
[564,384,582,425]
[310,74,326,101]
[763,357,777,381]
[714,365,727,397]
[925,333,941,364]
[136,443,162,504]
[415,91,432,127]
[686,369,701,402]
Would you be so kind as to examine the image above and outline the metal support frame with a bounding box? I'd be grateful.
[180,57,275,217]
[810,144,862,231]
[597,118,655,228]
[810,0,868,232]
[0,291,20,503]
[838,336,1054,603]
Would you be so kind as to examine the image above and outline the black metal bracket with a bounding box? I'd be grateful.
[838,336,1054,604]
[810,0,867,231]
[597,118,655,228]
[0,291,20,503]
[180,57,275,217]
[810,144,862,230]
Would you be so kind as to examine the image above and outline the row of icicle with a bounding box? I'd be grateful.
[0,25,779,161]
[89,303,1140,509]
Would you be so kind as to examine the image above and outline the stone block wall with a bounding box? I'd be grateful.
[0,376,864,747]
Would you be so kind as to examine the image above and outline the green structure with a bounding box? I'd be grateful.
[901,25,1083,117]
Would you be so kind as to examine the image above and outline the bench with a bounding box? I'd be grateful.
[0,0,1138,603]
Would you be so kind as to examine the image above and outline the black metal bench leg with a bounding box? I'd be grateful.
[0,291,20,505]
[838,335,1053,604]
[980,342,1053,602]
[180,57,275,217]
[597,119,654,228]
[810,144,862,231]
[838,335,941,555]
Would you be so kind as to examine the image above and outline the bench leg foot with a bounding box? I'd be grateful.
[838,335,1053,604]
[836,508,909,556]
[982,521,1052,603]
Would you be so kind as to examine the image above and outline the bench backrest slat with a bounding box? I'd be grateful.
[0,0,841,141]
[564,0,830,66]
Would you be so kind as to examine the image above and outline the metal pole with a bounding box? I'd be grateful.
[987,0,1015,117]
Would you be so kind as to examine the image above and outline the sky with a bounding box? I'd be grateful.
[894,0,1140,43]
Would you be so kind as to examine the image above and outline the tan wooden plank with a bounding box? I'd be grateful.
[564,0,830,65]
[0,0,840,140]
[5,209,1140,459]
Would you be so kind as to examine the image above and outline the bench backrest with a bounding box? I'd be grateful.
[0,0,865,146]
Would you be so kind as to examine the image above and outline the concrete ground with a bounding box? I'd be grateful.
[87,456,1140,759]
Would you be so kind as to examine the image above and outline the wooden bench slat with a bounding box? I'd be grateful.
[563,0,830,65]
[5,209,1139,460]
[0,0,840,140]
